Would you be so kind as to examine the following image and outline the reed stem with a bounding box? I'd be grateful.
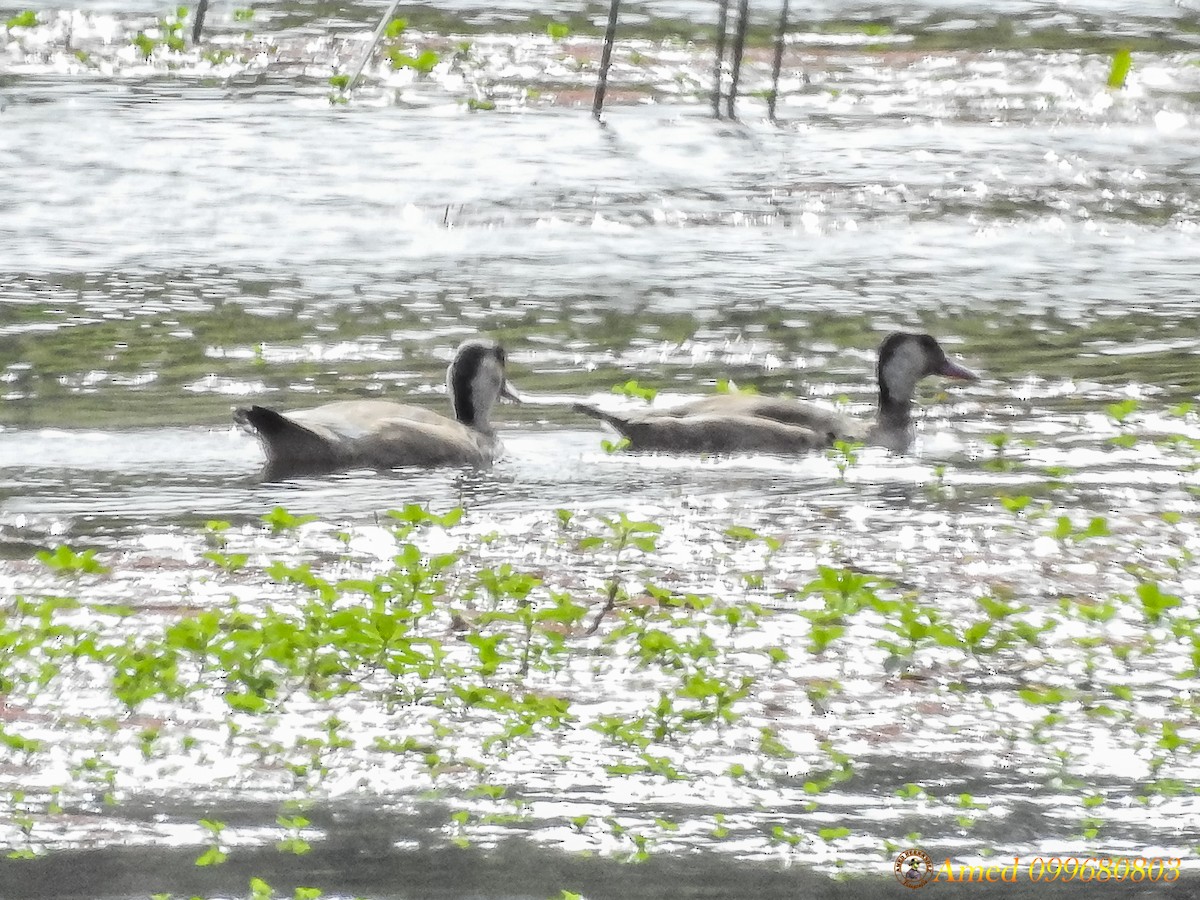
[712,0,729,117]
[191,0,209,43]
[768,0,790,122]
[347,0,405,94]
[592,0,623,120]
[726,0,750,119]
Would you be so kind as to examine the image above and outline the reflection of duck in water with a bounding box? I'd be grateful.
[235,338,518,478]
[574,333,978,454]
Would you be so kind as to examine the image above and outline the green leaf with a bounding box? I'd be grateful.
[199,818,226,835]
[36,545,110,574]
[262,506,318,533]
[224,691,269,713]
[132,31,156,58]
[388,48,440,73]
[963,620,992,647]
[465,632,508,675]
[611,379,657,403]
[1158,722,1185,752]
[758,727,795,759]
[195,846,227,867]
[6,11,38,28]
[546,21,571,40]
[1106,397,1138,423]
[601,437,631,454]
[1018,686,1074,705]
[1135,581,1181,624]
[1107,49,1132,89]
[999,494,1031,514]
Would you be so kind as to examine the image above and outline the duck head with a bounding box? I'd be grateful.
[448,338,519,431]
[876,332,977,424]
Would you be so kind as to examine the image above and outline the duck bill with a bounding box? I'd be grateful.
[938,359,978,381]
[500,381,522,404]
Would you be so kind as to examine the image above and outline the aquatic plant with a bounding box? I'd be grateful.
[35,545,110,576]
[4,475,1200,892]
[389,48,441,74]
[1107,49,1133,88]
[827,439,861,481]
[195,818,228,866]
[601,436,631,454]
[131,6,188,58]
[611,379,657,403]
[5,10,37,29]
[1047,514,1110,544]
[982,431,1017,471]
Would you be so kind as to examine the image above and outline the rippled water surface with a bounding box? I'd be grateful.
[2,0,1200,897]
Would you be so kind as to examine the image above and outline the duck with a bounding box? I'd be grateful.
[234,338,517,478]
[573,332,977,454]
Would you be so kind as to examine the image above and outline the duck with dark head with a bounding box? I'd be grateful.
[574,332,977,455]
[234,338,518,479]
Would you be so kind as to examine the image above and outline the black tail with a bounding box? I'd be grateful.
[572,402,630,434]
[234,405,338,470]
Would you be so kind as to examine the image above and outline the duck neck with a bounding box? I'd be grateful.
[877,383,914,432]
[453,395,477,428]
[453,391,495,432]
[450,367,487,431]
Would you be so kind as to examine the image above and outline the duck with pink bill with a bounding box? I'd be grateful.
[574,332,979,455]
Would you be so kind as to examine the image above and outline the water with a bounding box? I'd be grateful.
[2,1,1200,898]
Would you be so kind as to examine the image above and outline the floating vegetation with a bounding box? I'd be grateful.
[1107,48,1133,88]
[130,5,189,58]
[611,379,658,404]
[5,10,37,30]
[3,412,1200,895]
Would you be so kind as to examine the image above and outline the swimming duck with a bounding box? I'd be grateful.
[574,332,977,454]
[235,338,517,477]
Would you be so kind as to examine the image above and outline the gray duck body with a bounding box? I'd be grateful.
[235,338,515,478]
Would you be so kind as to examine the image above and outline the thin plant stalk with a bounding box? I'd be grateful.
[191,0,210,43]
[726,0,750,119]
[768,0,790,122]
[712,0,730,117]
[592,0,622,120]
[347,0,406,94]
